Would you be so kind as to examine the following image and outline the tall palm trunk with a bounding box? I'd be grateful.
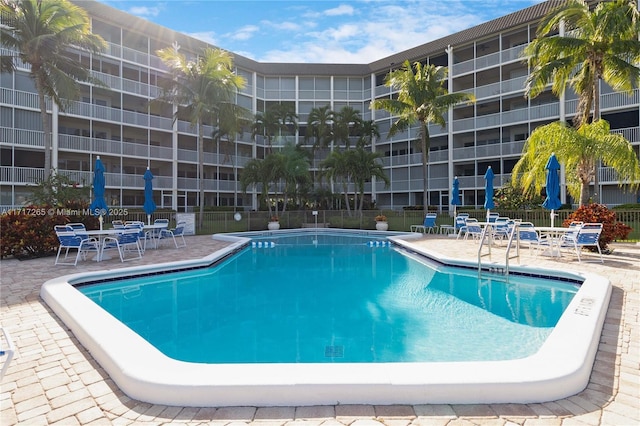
[420,122,430,216]
[198,119,204,229]
[35,74,52,178]
[342,181,351,216]
[592,78,601,203]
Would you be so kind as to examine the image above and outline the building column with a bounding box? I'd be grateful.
[51,103,59,173]
[171,103,178,211]
[446,44,455,213]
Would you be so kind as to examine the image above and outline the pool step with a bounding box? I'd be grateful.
[251,241,276,248]
[367,241,390,247]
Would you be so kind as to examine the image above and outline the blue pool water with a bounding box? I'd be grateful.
[79,233,578,364]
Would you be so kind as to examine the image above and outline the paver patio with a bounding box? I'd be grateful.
[1,233,638,425]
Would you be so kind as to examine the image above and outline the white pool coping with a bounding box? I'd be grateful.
[40,230,612,407]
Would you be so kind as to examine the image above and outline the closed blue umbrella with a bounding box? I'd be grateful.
[89,156,108,230]
[542,153,562,227]
[143,167,156,225]
[484,166,495,222]
[451,176,461,218]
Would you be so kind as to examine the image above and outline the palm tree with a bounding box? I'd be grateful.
[240,158,271,214]
[334,106,362,149]
[0,0,106,177]
[251,104,298,154]
[213,103,252,210]
[241,144,310,218]
[251,108,280,154]
[511,120,640,206]
[320,150,352,215]
[356,120,380,148]
[524,0,640,128]
[273,104,299,147]
[522,0,640,204]
[371,60,475,215]
[349,147,390,213]
[278,143,311,213]
[305,105,335,153]
[156,45,245,229]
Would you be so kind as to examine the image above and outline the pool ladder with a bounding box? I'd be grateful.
[477,223,520,280]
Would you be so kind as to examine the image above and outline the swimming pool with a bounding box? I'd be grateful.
[77,233,576,364]
[41,229,611,407]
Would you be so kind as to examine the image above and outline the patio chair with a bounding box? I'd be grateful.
[0,327,15,381]
[455,213,470,239]
[112,220,124,229]
[159,221,187,248]
[54,225,100,266]
[517,222,548,255]
[462,218,483,241]
[491,217,512,243]
[560,223,603,263]
[101,228,143,262]
[66,222,86,231]
[124,223,149,252]
[410,213,438,234]
[487,212,499,223]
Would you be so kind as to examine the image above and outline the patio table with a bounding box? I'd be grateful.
[143,223,169,249]
[534,226,573,258]
[81,229,124,261]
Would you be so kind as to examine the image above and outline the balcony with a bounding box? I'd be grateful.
[1,87,41,110]
[452,44,528,77]
[58,134,174,160]
[1,128,44,148]
[612,126,640,143]
[1,166,45,184]
[474,75,527,99]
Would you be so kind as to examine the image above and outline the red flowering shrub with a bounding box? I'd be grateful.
[0,203,99,259]
[1,206,60,259]
[563,203,632,250]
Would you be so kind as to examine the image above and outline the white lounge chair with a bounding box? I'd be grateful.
[54,225,100,266]
[410,213,438,234]
[560,222,603,262]
[462,218,483,241]
[517,222,548,255]
[101,228,143,262]
[159,221,187,248]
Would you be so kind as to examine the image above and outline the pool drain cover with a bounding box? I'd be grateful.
[325,345,344,358]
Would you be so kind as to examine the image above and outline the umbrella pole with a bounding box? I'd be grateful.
[148,214,151,226]
[99,215,103,231]
[551,210,555,228]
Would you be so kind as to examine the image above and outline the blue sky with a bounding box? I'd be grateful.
[98,0,542,63]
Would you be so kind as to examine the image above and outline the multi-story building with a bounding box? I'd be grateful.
[2,0,638,212]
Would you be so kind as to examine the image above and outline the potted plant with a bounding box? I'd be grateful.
[268,215,280,230]
[375,214,388,231]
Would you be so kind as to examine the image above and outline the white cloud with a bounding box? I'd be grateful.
[324,4,355,17]
[185,31,218,47]
[263,1,487,63]
[127,6,161,18]
[311,24,361,42]
[261,20,307,32]
[227,25,259,41]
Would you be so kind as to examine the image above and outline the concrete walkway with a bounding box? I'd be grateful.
[1,233,638,425]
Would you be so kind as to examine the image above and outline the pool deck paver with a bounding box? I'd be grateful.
[0,233,638,425]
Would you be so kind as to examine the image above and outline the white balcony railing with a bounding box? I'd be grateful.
[0,166,44,184]
[1,128,44,147]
